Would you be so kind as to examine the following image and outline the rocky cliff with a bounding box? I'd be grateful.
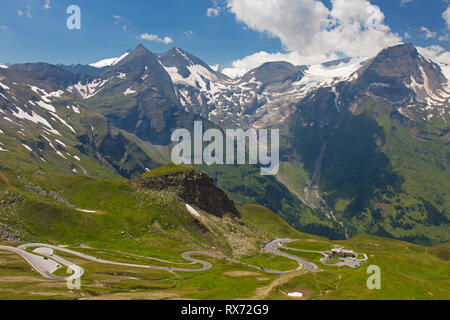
[134,165,241,218]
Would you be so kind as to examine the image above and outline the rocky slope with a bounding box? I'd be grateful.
[134,164,240,218]
[0,64,159,179]
[284,44,449,244]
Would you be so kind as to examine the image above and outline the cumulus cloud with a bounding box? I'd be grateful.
[227,0,400,57]
[44,0,51,9]
[207,7,220,17]
[443,6,450,29]
[207,0,222,17]
[418,45,450,65]
[421,26,437,39]
[439,34,449,42]
[140,33,174,44]
[223,0,402,77]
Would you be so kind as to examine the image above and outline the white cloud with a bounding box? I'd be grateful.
[223,0,401,77]
[140,33,174,44]
[185,30,194,36]
[439,34,449,42]
[113,15,128,32]
[44,0,51,9]
[18,5,32,18]
[421,26,437,39]
[418,45,450,65]
[207,0,222,17]
[207,7,220,17]
[227,0,401,58]
[400,0,412,6]
[443,6,450,29]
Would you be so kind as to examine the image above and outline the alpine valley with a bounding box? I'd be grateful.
[0,43,448,300]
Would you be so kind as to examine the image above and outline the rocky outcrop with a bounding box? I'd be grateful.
[0,223,21,242]
[134,167,240,218]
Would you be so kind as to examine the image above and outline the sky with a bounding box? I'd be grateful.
[1,0,450,77]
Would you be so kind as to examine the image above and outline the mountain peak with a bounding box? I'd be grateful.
[127,44,154,57]
[377,43,419,60]
[106,44,158,72]
[158,47,221,79]
[168,47,186,54]
[242,61,304,85]
[353,43,447,105]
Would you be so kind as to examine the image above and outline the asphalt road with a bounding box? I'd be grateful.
[262,239,319,271]
[0,238,319,281]
[0,245,61,279]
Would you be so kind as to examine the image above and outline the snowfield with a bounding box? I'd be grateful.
[90,52,130,68]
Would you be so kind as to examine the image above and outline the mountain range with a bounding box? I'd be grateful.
[0,42,448,246]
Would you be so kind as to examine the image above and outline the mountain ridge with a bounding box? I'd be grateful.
[0,42,448,245]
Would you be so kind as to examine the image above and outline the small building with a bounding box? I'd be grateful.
[329,248,356,258]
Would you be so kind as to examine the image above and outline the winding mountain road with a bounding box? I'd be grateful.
[0,239,319,281]
[262,239,319,271]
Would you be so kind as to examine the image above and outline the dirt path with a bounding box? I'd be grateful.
[0,172,10,185]
[252,269,309,299]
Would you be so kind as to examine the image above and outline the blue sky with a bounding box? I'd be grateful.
[1,0,450,76]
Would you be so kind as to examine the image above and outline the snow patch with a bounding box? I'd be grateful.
[11,107,61,136]
[55,139,67,147]
[56,151,67,159]
[68,79,109,99]
[76,208,99,213]
[185,204,201,218]
[50,112,76,133]
[90,52,129,68]
[22,144,32,152]
[0,82,9,90]
[123,88,136,96]
[72,106,80,114]
[287,292,303,298]
[36,100,56,113]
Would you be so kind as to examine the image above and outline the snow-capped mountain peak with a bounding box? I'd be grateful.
[89,51,130,69]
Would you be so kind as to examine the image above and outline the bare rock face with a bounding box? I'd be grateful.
[134,167,240,218]
[352,43,447,105]
[0,223,21,242]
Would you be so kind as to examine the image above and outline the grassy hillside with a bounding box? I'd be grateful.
[198,164,347,240]
[0,190,448,300]
[272,234,450,300]
[239,204,301,239]
[289,96,449,245]
[241,207,449,300]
